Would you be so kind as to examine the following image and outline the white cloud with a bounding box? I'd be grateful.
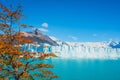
[41,22,48,28]
[38,28,48,32]
[69,36,78,41]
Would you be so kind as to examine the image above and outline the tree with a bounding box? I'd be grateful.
[0,3,58,80]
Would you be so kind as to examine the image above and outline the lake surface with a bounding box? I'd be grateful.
[50,59,120,80]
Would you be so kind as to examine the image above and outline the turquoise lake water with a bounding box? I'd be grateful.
[50,59,120,80]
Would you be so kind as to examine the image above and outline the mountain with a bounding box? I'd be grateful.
[49,36,68,45]
[20,29,58,46]
[20,29,120,48]
[108,41,120,48]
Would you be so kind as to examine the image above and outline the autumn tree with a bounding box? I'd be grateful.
[0,3,58,80]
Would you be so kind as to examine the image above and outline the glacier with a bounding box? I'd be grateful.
[20,41,120,59]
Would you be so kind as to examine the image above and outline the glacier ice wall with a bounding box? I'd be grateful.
[21,43,120,59]
[51,45,120,59]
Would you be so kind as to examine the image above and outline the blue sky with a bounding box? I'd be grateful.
[1,0,120,42]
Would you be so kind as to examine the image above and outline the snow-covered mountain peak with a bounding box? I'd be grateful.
[108,40,120,48]
[49,36,120,48]
[49,36,68,45]
[49,36,59,41]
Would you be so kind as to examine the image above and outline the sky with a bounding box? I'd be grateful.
[1,0,120,42]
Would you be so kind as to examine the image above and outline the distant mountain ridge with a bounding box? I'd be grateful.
[49,36,120,48]
[20,29,58,46]
[108,41,120,48]
[20,29,120,48]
